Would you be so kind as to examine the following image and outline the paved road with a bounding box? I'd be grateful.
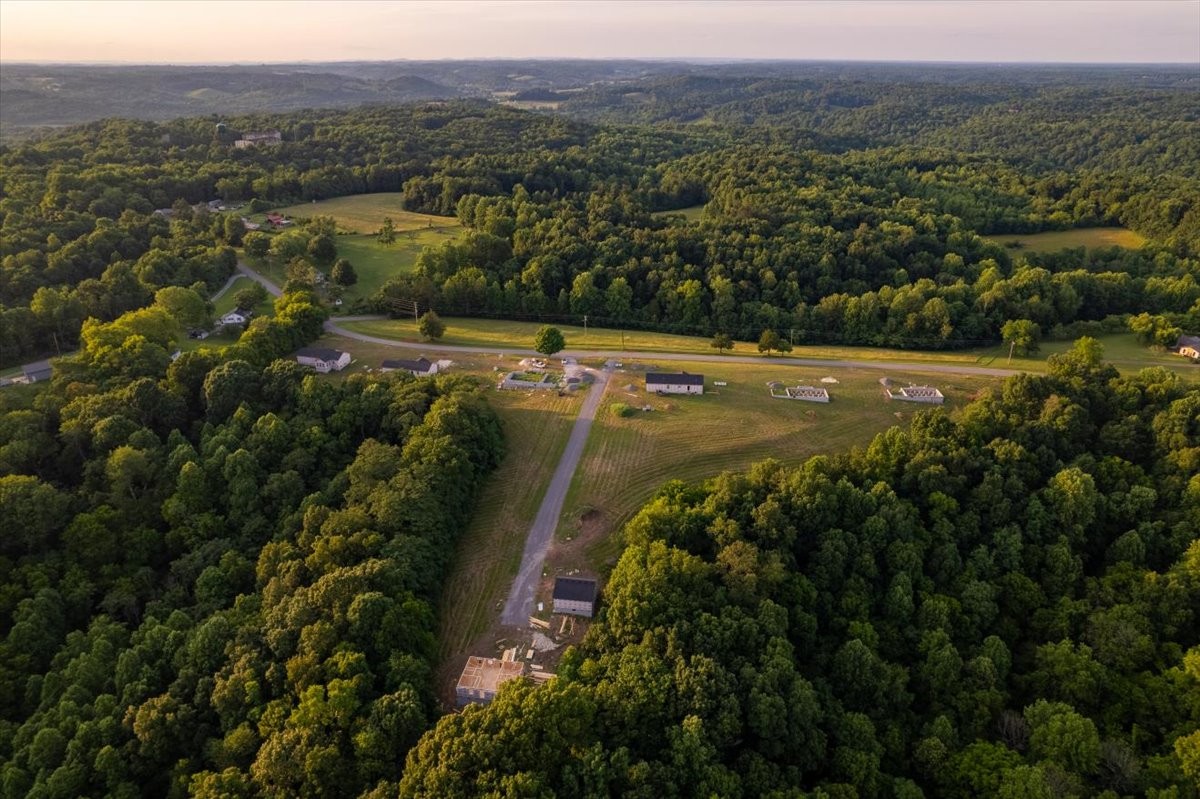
[500,367,614,626]
[237,261,282,297]
[209,272,244,303]
[324,320,1019,377]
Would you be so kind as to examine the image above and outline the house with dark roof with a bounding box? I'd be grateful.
[380,357,439,377]
[552,577,598,618]
[296,347,351,373]
[1176,334,1200,360]
[646,371,704,395]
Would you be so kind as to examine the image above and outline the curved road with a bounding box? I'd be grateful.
[500,367,613,626]
[324,320,1019,377]
[233,261,1017,378]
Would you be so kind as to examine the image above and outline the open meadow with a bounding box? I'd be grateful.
[269,192,459,234]
[984,226,1146,253]
[651,204,707,223]
[549,359,1004,573]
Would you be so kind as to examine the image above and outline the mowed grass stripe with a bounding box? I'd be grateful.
[435,390,579,681]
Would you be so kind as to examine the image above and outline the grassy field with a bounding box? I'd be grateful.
[651,204,706,222]
[985,227,1146,253]
[338,318,1198,378]
[334,228,462,299]
[270,193,459,235]
[434,389,580,694]
[241,227,462,305]
[551,360,1003,572]
[212,276,275,318]
[302,327,1194,698]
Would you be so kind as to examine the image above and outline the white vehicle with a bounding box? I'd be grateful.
[531,359,547,368]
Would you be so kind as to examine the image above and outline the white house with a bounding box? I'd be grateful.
[552,577,598,617]
[380,357,439,377]
[1176,334,1200,360]
[646,372,704,394]
[220,311,249,326]
[296,347,351,373]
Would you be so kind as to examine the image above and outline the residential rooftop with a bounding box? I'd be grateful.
[646,372,704,386]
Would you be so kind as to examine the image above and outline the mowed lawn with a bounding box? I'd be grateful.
[270,192,459,235]
[985,227,1147,253]
[553,359,1005,571]
[334,227,462,300]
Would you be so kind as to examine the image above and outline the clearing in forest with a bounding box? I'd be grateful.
[550,359,1005,573]
[270,192,460,234]
[985,226,1146,253]
[434,388,580,699]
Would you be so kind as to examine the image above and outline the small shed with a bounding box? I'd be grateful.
[887,385,944,404]
[552,577,598,618]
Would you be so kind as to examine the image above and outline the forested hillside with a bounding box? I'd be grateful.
[4,79,1199,365]
[401,342,1200,797]
[0,299,503,796]
[2,62,1199,797]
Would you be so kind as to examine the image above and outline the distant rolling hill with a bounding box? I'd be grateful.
[0,64,463,132]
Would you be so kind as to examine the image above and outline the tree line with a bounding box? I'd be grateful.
[0,294,503,797]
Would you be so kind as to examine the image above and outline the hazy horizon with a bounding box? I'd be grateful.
[2,0,1198,65]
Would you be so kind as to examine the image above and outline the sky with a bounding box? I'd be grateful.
[1,0,1198,64]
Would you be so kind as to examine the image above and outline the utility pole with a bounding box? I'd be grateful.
[621,330,625,350]
[583,315,588,338]
[790,328,795,346]
[1007,339,1015,365]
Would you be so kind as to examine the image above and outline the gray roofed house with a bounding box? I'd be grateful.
[22,362,52,383]
[380,357,439,376]
[552,576,598,617]
[646,371,705,395]
[1176,334,1200,359]
[295,347,351,373]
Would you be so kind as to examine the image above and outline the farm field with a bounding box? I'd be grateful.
[985,226,1147,252]
[334,228,461,299]
[550,359,1006,573]
[269,192,459,234]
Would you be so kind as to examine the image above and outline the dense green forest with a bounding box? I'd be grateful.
[2,63,1199,797]
[399,342,1200,797]
[0,296,503,796]
[3,70,1198,364]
